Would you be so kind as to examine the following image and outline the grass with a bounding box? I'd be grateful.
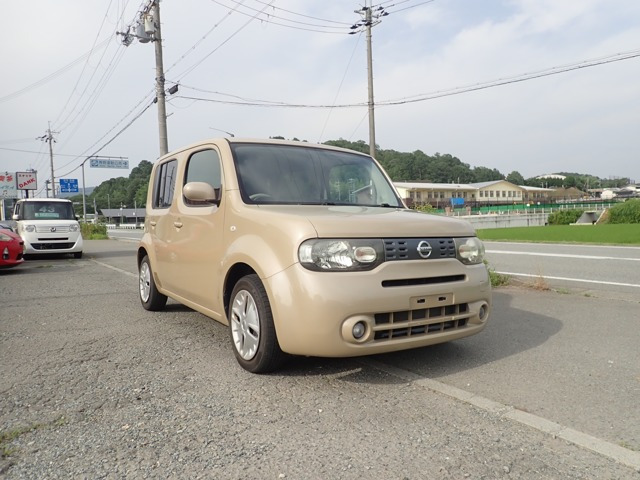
[80,223,108,240]
[0,417,66,458]
[477,223,640,245]
[484,260,510,287]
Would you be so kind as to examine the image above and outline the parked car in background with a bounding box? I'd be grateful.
[0,225,24,269]
[138,138,491,373]
[12,198,83,258]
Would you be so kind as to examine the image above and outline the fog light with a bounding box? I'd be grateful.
[352,321,366,339]
[479,304,488,320]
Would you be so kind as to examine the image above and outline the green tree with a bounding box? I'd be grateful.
[472,166,504,183]
[506,171,525,185]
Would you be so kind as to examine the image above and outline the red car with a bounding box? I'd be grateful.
[0,226,24,269]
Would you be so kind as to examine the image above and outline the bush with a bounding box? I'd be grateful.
[414,204,435,213]
[483,260,509,287]
[547,209,584,225]
[81,223,108,239]
[607,199,640,224]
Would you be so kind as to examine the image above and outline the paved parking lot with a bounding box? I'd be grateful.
[1,239,639,478]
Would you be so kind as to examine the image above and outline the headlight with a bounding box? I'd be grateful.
[69,224,79,232]
[299,239,384,271]
[0,233,12,242]
[24,225,35,233]
[455,237,485,265]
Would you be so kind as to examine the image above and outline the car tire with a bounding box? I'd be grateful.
[139,255,167,311]
[229,274,285,373]
[73,251,83,259]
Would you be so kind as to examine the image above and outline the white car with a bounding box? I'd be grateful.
[13,198,83,258]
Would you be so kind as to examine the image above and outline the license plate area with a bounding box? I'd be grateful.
[410,293,453,309]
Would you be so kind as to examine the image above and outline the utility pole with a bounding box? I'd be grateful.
[153,3,168,156]
[38,123,58,198]
[352,2,388,158]
[118,0,173,157]
[365,5,376,158]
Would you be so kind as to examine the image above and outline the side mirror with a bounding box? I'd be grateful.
[12,214,20,221]
[183,182,220,205]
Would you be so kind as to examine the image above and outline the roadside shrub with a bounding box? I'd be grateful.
[415,204,435,213]
[547,209,584,225]
[81,223,108,239]
[607,199,640,224]
[484,260,509,287]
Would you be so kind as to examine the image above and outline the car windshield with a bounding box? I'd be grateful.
[22,202,76,220]
[232,143,403,207]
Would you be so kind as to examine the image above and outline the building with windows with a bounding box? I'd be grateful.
[394,180,554,207]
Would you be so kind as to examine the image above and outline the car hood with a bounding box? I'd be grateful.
[256,205,476,238]
[0,228,22,241]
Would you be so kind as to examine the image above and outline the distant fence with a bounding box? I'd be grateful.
[106,223,141,230]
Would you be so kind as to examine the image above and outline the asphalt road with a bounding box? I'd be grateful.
[1,239,639,479]
[484,241,640,300]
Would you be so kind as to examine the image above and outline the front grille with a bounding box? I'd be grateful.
[32,242,75,250]
[35,225,71,233]
[384,238,456,261]
[373,303,469,341]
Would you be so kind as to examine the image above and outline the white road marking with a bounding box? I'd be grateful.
[495,271,640,288]
[91,259,137,278]
[485,241,640,251]
[363,359,640,471]
[486,250,640,262]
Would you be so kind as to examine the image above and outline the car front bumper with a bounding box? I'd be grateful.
[264,259,491,357]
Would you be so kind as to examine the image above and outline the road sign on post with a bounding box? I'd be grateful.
[90,159,129,169]
[60,178,79,193]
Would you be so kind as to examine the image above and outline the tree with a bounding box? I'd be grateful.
[472,166,504,183]
[505,171,525,185]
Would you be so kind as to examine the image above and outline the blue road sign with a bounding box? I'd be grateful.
[60,178,79,193]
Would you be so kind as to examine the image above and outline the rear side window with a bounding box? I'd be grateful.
[184,149,222,205]
[153,159,177,208]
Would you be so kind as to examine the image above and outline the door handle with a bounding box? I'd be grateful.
[174,221,183,228]
[150,221,157,227]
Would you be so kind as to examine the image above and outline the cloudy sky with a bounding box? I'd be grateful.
[1,0,639,193]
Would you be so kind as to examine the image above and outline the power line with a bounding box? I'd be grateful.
[52,0,121,129]
[318,31,364,143]
[173,0,276,82]
[172,48,640,109]
[0,38,112,104]
[164,0,247,75]
[214,0,352,32]
[250,0,353,25]
[0,147,82,157]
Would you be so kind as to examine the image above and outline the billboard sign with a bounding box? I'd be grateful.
[0,172,18,199]
[90,158,129,169]
[60,178,79,193]
[16,171,37,190]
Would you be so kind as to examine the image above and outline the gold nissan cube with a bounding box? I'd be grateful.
[138,139,491,373]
